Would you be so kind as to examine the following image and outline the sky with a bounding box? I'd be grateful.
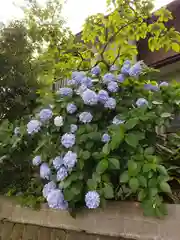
[0,0,174,33]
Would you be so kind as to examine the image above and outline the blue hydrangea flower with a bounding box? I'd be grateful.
[40,163,51,180]
[70,124,78,133]
[61,133,75,148]
[159,81,169,87]
[103,73,116,84]
[47,189,68,209]
[101,133,110,143]
[82,89,98,105]
[67,79,76,86]
[136,98,148,107]
[76,84,87,96]
[112,116,125,125]
[63,151,77,169]
[91,66,101,75]
[58,87,73,97]
[42,181,56,199]
[121,60,131,75]
[57,166,68,181]
[72,71,85,84]
[81,76,93,88]
[85,191,100,209]
[107,81,119,92]
[14,127,20,136]
[66,103,77,114]
[98,90,109,104]
[53,156,63,170]
[104,98,116,109]
[144,84,159,92]
[117,74,125,83]
[79,112,93,123]
[39,109,53,122]
[129,61,144,77]
[27,120,41,135]
[32,155,42,166]
[110,65,118,71]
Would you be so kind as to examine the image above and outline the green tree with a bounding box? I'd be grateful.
[74,0,180,71]
[0,21,40,122]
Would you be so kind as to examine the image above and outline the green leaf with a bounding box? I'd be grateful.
[87,179,97,190]
[88,132,101,140]
[159,181,172,194]
[77,125,86,135]
[102,143,110,155]
[138,176,147,187]
[64,188,75,201]
[108,158,120,169]
[120,171,129,183]
[125,118,139,130]
[143,163,154,173]
[138,189,147,201]
[128,160,138,175]
[110,126,124,150]
[81,151,91,160]
[144,147,154,155]
[172,42,180,52]
[96,159,108,174]
[157,165,168,175]
[149,188,158,197]
[92,172,101,183]
[103,184,114,199]
[161,112,171,118]
[129,178,139,192]
[125,133,139,148]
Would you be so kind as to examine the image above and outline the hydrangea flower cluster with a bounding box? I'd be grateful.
[66,103,77,114]
[26,59,170,212]
[39,109,53,122]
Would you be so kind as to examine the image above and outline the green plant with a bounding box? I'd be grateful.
[10,60,179,217]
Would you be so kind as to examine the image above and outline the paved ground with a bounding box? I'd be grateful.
[0,220,126,240]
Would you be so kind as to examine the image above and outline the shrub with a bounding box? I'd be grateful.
[4,61,180,216]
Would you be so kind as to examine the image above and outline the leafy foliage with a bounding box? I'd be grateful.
[0,21,40,122]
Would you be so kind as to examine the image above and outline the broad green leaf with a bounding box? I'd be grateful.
[102,143,110,155]
[172,42,180,52]
[108,158,120,169]
[125,133,139,148]
[87,179,97,190]
[144,147,154,155]
[96,159,108,174]
[120,171,129,183]
[157,165,168,175]
[92,172,101,183]
[110,126,124,150]
[138,176,147,187]
[138,189,147,201]
[128,160,138,175]
[63,188,75,201]
[159,181,172,194]
[81,151,91,160]
[161,112,171,118]
[129,177,139,192]
[125,118,139,130]
[103,184,114,199]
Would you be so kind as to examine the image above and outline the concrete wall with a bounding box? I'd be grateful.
[0,196,180,240]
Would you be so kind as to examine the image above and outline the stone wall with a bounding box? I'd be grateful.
[0,196,180,240]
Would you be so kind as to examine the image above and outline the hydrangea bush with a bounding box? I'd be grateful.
[15,60,180,216]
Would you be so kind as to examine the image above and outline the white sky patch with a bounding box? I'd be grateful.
[0,0,175,33]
